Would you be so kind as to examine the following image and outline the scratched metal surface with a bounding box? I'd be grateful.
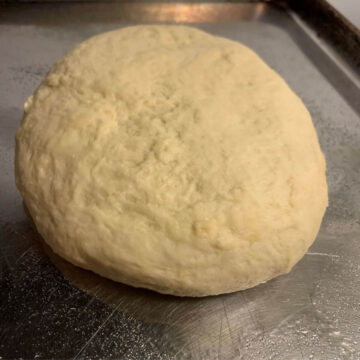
[1,2,360,359]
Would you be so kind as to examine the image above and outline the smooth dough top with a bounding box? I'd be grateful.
[15,26,328,296]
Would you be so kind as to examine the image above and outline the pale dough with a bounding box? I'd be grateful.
[15,26,328,296]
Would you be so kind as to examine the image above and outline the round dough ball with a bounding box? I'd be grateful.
[15,26,328,296]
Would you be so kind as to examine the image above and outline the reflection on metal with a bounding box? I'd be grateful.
[0,3,267,24]
[135,3,266,23]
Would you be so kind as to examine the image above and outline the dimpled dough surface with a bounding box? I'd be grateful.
[15,25,328,296]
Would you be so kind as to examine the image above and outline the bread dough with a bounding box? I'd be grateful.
[15,26,328,296]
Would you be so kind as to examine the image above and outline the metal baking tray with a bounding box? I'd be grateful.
[1,1,359,359]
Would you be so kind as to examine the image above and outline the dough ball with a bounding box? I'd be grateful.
[15,26,328,296]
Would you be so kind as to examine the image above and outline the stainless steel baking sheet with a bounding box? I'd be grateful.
[1,2,360,359]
